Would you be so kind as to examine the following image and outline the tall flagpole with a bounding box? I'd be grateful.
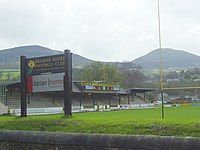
[157,0,164,119]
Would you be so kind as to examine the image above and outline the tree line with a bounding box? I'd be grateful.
[73,61,144,89]
[0,62,144,90]
[3,63,200,92]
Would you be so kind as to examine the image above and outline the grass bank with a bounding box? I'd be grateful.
[0,106,200,137]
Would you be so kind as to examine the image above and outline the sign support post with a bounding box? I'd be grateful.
[20,56,27,117]
[64,50,72,116]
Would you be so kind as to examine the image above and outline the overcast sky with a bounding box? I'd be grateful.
[0,0,200,61]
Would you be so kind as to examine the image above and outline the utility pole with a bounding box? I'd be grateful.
[157,0,164,119]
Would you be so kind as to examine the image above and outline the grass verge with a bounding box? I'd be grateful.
[0,106,200,137]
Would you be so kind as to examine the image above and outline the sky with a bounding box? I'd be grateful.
[0,0,200,62]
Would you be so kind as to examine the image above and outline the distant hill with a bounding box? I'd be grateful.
[133,48,200,69]
[0,46,200,70]
[0,45,93,69]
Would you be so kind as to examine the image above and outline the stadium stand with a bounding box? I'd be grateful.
[6,93,58,109]
[1,81,154,111]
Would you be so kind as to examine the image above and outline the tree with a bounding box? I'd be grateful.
[79,61,121,83]
[72,68,82,81]
[120,61,144,88]
[0,72,3,80]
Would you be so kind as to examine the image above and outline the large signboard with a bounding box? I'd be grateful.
[27,73,64,93]
[20,50,72,117]
[26,54,64,93]
[26,54,64,76]
[81,81,120,91]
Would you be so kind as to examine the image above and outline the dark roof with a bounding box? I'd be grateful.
[1,81,128,94]
[77,90,128,95]
[130,88,157,94]
[1,81,156,95]
[0,81,20,86]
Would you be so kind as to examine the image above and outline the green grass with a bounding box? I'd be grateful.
[0,106,200,137]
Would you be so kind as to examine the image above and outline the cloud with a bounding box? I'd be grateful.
[0,0,200,61]
[190,25,200,34]
[137,33,156,42]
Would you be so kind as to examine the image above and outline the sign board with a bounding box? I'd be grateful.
[26,54,64,93]
[20,50,72,117]
[81,81,120,91]
[27,73,64,93]
[26,54,64,76]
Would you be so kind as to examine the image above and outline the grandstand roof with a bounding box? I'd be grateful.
[1,82,156,94]
[79,90,128,95]
[130,88,157,94]
[0,81,20,86]
[1,81,128,95]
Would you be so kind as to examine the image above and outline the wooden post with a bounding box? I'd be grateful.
[63,50,72,116]
[20,56,27,117]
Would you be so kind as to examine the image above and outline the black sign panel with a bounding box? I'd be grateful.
[26,54,64,76]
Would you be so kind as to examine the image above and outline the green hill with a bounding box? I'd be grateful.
[0,45,93,69]
[0,46,200,70]
[133,48,200,69]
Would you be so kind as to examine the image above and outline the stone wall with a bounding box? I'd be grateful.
[0,130,200,150]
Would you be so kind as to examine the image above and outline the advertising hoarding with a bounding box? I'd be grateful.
[27,73,64,93]
[81,81,120,91]
[26,54,64,93]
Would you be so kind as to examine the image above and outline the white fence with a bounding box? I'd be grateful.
[13,107,63,116]
[12,103,156,116]
[121,104,155,109]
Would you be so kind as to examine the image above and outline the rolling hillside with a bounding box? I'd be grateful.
[133,48,200,69]
[0,46,200,70]
[0,45,93,69]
